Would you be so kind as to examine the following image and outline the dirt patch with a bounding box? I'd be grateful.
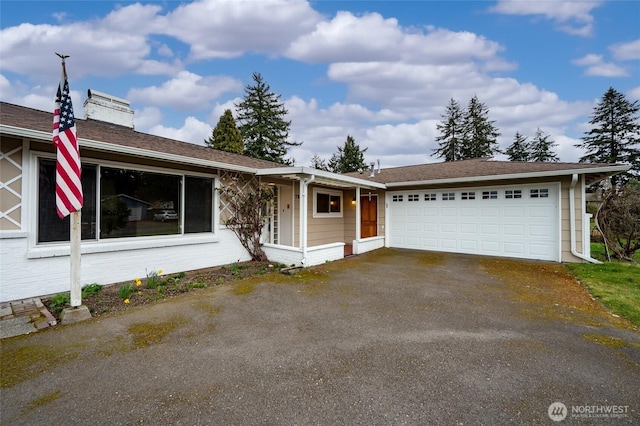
[43,261,279,321]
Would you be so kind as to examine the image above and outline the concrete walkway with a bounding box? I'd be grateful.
[0,298,56,339]
[1,249,638,424]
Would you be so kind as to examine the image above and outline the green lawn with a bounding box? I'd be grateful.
[566,244,640,327]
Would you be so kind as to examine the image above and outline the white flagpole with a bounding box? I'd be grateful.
[70,210,82,307]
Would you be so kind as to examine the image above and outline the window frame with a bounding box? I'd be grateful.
[312,187,343,218]
[28,152,219,258]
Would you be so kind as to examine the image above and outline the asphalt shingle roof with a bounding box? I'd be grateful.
[2,102,625,185]
[347,158,622,185]
[1,102,283,170]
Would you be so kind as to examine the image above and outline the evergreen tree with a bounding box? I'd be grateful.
[505,132,530,161]
[310,153,328,171]
[235,72,301,164]
[205,109,243,154]
[460,95,501,159]
[328,135,368,173]
[529,128,559,162]
[576,87,640,186]
[432,98,464,161]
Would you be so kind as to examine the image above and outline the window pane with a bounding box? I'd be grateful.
[317,193,329,213]
[185,176,213,233]
[330,195,341,213]
[38,158,97,243]
[100,167,181,238]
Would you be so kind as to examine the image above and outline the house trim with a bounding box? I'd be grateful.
[384,165,630,188]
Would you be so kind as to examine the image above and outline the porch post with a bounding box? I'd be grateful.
[299,175,315,264]
[299,178,306,250]
[355,187,361,241]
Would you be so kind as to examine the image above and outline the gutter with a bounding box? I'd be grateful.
[569,174,601,264]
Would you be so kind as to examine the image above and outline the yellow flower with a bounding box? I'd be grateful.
[135,278,142,287]
[158,269,163,275]
[124,298,130,304]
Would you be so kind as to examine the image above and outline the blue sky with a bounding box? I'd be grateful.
[1,0,638,167]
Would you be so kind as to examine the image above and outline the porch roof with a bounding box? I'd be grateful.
[256,167,386,190]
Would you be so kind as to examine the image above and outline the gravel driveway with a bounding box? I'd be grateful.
[2,248,638,425]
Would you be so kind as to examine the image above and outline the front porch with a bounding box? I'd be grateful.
[257,167,387,267]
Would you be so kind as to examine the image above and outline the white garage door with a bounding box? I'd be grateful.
[388,183,560,261]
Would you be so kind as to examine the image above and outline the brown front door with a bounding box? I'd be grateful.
[360,196,378,238]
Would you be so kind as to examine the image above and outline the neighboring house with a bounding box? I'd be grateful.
[0,95,628,302]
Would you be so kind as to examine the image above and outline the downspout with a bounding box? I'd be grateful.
[300,174,315,266]
[569,174,601,264]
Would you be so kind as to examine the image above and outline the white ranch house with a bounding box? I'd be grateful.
[0,93,628,302]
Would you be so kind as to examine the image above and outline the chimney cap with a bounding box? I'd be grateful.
[87,89,130,107]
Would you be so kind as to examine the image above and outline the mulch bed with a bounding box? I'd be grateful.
[43,261,278,321]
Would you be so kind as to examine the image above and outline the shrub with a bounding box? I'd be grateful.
[596,183,640,261]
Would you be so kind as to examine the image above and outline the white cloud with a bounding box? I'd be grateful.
[162,0,322,60]
[610,39,640,61]
[489,0,603,36]
[157,44,174,58]
[0,23,178,81]
[133,106,164,132]
[127,71,243,111]
[572,54,627,77]
[147,116,212,146]
[628,86,640,101]
[287,12,507,67]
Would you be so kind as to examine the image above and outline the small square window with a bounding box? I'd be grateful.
[461,192,476,200]
[392,195,404,202]
[424,193,436,201]
[442,192,455,201]
[314,188,342,217]
[530,188,549,198]
[482,191,497,200]
[408,194,420,202]
[505,190,522,199]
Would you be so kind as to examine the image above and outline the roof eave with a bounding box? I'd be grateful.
[256,166,387,189]
[384,165,631,188]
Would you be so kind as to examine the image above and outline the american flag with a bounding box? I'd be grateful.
[53,69,83,218]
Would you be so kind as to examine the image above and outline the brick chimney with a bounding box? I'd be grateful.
[83,89,134,128]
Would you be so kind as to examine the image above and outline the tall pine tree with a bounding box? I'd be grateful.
[505,132,530,161]
[529,128,559,162]
[205,109,243,154]
[328,135,368,173]
[460,95,501,159]
[235,72,300,164]
[432,98,464,161]
[576,87,640,185]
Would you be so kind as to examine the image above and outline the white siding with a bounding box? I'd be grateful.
[0,229,250,302]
